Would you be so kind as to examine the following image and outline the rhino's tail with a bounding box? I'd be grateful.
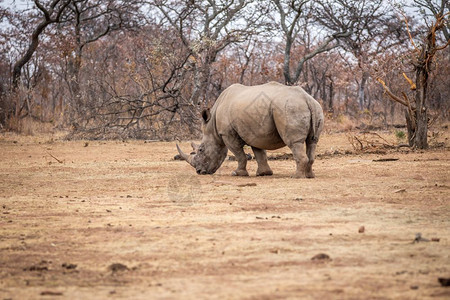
[306,97,323,143]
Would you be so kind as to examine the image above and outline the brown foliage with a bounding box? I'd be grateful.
[0,1,448,139]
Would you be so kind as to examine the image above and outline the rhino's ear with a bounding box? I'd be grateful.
[191,142,200,152]
[201,109,211,123]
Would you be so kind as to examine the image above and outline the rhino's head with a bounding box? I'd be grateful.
[177,109,228,175]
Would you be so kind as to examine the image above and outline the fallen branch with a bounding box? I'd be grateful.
[347,132,409,153]
[373,158,399,162]
[46,151,63,163]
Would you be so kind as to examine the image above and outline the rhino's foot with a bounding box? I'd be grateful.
[291,173,305,179]
[306,171,315,178]
[256,169,273,176]
[231,169,249,176]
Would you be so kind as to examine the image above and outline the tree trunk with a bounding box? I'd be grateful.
[358,72,368,111]
[405,110,415,146]
[403,63,428,149]
[328,75,334,113]
[70,9,83,108]
[12,20,52,118]
[414,61,428,149]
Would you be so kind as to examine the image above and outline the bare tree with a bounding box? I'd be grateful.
[313,0,407,111]
[378,1,449,148]
[10,0,71,120]
[414,0,449,40]
[61,0,143,119]
[12,0,71,91]
[153,0,268,107]
[273,0,353,85]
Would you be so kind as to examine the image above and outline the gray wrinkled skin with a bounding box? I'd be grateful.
[177,82,324,178]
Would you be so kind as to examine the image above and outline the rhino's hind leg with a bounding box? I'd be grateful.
[305,140,317,178]
[223,136,249,176]
[252,147,273,176]
[289,142,311,178]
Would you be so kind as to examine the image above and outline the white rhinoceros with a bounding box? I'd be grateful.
[177,82,324,178]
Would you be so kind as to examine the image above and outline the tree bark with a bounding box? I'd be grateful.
[358,75,366,111]
[405,110,415,146]
[328,75,334,113]
[413,52,429,148]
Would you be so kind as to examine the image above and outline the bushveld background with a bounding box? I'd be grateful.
[0,0,448,144]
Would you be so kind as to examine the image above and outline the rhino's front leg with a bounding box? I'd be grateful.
[230,149,249,176]
[223,136,249,176]
[289,142,311,178]
[252,147,273,176]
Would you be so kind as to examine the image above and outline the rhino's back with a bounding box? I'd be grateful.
[215,82,314,149]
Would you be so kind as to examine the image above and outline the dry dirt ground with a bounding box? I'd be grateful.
[0,129,449,299]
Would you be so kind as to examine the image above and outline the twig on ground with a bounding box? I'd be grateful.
[46,151,63,163]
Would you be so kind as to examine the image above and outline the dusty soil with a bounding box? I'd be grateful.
[0,130,449,299]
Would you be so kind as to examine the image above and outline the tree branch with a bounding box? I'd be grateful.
[376,78,409,106]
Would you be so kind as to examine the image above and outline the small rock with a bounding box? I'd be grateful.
[108,263,129,272]
[410,285,419,290]
[311,253,331,261]
[62,263,77,270]
[413,233,430,243]
[438,277,450,287]
[358,226,365,233]
[24,261,50,272]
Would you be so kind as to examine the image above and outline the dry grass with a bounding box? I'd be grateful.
[0,129,449,299]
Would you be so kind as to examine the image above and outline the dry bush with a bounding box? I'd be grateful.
[347,131,408,153]
[324,113,356,133]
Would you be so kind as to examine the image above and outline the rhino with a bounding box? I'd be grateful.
[177,82,324,178]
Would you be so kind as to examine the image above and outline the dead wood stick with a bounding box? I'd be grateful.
[365,132,392,146]
[46,151,63,163]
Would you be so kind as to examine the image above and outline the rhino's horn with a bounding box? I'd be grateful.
[176,144,196,167]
